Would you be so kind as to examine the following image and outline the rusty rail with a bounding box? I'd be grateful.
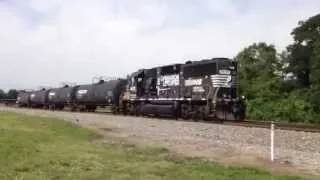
[221,120,320,133]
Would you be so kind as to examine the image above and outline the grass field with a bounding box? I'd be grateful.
[0,111,303,180]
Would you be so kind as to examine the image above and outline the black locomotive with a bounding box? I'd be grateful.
[16,58,245,120]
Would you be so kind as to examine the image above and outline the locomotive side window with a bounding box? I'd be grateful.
[160,65,180,75]
[183,63,217,78]
[144,68,157,96]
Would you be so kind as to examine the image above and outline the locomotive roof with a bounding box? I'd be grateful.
[135,63,182,72]
[129,58,234,77]
[184,57,233,66]
[144,58,233,70]
[153,63,182,69]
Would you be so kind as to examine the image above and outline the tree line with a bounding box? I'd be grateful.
[0,89,18,100]
[236,13,320,123]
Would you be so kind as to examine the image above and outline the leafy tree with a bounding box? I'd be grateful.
[287,13,320,87]
[0,89,6,99]
[285,13,320,116]
[236,42,283,100]
[235,42,314,122]
[6,89,18,99]
[235,14,320,123]
[308,40,320,112]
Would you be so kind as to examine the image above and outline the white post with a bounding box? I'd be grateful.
[270,121,275,162]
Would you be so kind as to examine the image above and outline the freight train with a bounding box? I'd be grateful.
[16,58,246,120]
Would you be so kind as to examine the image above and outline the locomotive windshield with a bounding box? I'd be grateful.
[217,60,237,71]
[183,63,217,78]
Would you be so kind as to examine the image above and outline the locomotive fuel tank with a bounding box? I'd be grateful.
[139,103,175,116]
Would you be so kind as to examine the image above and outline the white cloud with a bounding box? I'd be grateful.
[0,0,319,90]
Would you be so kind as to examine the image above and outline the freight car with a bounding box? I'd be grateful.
[29,89,50,108]
[72,79,127,112]
[47,85,76,110]
[16,57,245,121]
[19,79,128,112]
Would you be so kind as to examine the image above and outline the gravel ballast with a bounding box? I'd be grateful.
[1,106,320,176]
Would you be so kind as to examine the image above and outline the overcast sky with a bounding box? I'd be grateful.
[0,0,319,91]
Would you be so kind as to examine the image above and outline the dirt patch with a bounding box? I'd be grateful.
[94,128,318,180]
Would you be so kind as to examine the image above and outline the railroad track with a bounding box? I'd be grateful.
[85,108,320,133]
[221,120,320,133]
[1,103,320,133]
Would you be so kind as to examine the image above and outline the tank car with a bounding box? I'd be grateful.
[16,91,31,107]
[29,89,50,108]
[73,79,127,112]
[47,85,77,110]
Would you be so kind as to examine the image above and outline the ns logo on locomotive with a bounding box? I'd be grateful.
[16,58,246,121]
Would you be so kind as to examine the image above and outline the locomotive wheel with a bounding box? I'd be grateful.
[134,107,140,116]
[192,111,199,122]
[71,106,77,112]
[122,102,128,115]
[135,102,143,116]
[215,110,225,120]
[226,112,236,121]
[58,106,65,110]
[201,112,208,121]
[181,105,191,120]
[111,106,118,114]
[173,101,181,119]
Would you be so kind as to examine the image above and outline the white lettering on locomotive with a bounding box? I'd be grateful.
[77,90,88,94]
[49,92,56,96]
[158,74,179,87]
[129,86,136,91]
[192,86,205,92]
[185,79,202,86]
